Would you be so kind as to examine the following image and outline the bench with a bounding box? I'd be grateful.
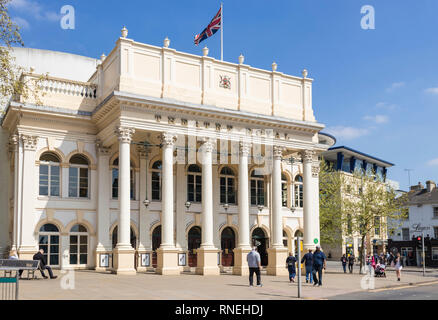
[0,259,40,280]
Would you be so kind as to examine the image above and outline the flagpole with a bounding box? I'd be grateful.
[221,2,223,61]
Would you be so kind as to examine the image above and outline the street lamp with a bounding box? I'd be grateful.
[223,203,229,213]
[257,205,264,213]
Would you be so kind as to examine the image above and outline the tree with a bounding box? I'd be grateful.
[319,159,346,247]
[0,0,46,114]
[342,171,409,274]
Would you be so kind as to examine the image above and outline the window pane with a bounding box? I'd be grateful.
[112,169,118,198]
[69,254,77,265]
[80,236,87,244]
[70,235,78,243]
[69,168,78,197]
[79,254,88,265]
[50,235,59,244]
[50,255,59,266]
[39,186,48,196]
[39,235,48,245]
[70,245,78,254]
[80,245,88,254]
[50,244,59,254]
[40,165,48,175]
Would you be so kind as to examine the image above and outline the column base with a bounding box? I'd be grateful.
[112,246,136,275]
[196,247,220,276]
[94,247,113,272]
[156,247,180,275]
[18,246,38,260]
[232,247,251,276]
[266,247,288,276]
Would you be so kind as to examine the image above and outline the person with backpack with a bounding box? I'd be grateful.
[285,252,297,282]
[340,254,347,273]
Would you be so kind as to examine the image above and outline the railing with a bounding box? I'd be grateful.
[39,75,97,99]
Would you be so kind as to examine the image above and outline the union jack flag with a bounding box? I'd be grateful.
[194,7,222,46]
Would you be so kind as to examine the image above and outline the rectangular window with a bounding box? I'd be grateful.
[227,177,235,204]
[69,167,78,197]
[432,248,438,261]
[374,216,381,236]
[50,166,60,197]
[434,227,438,240]
[79,168,88,198]
[434,207,438,218]
[402,228,410,241]
[112,169,118,199]
[220,177,226,204]
[195,175,202,202]
[151,171,161,200]
[250,180,257,205]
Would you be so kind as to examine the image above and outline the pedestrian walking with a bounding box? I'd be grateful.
[247,246,262,287]
[301,249,313,284]
[394,252,403,281]
[348,254,355,273]
[286,253,297,283]
[340,254,347,273]
[312,246,326,287]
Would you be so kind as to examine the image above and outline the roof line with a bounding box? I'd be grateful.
[328,146,394,167]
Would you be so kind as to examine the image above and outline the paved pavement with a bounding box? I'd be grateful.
[13,263,438,300]
[330,282,438,300]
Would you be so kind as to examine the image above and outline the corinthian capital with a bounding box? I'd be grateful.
[200,137,215,153]
[160,132,177,147]
[301,150,316,163]
[8,134,19,152]
[239,141,252,156]
[116,127,135,144]
[21,135,38,151]
[273,146,285,159]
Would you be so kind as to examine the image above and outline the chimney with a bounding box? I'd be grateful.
[426,180,436,193]
[410,182,424,192]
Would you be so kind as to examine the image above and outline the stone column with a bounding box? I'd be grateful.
[95,141,112,271]
[113,127,136,275]
[302,150,320,250]
[9,135,19,251]
[137,145,152,272]
[267,146,288,275]
[156,132,180,275]
[18,135,39,260]
[233,141,251,275]
[196,138,220,275]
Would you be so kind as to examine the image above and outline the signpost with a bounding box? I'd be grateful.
[296,236,302,298]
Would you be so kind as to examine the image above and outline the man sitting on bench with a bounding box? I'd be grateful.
[33,249,57,279]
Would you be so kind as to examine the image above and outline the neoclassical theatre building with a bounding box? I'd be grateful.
[1,28,335,275]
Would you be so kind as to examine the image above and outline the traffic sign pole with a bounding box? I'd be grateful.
[422,232,425,277]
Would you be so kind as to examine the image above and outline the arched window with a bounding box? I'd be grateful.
[294,175,303,208]
[187,164,202,203]
[250,170,265,206]
[69,154,89,198]
[283,230,289,248]
[39,152,61,197]
[111,158,135,200]
[69,224,88,265]
[38,223,60,266]
[151,161,162,201]
[282,173,288,207]
[220,167,236,204]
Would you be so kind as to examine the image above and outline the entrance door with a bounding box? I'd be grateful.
[38,224,60,267]
[152,226,161,268]
[188,226,201,267]
[252,228,268,266]
[221,227,235,266]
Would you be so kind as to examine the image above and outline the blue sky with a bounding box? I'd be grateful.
[7,0,438,190]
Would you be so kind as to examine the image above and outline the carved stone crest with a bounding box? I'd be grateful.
[219,75,231,89]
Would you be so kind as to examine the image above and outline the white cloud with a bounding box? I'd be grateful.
[363,114,388,124]
[386,82,405,92]
[376,102,397,111]
[424,88,438,95]
[8,0,60,24]
[325,126,370,141]
[427,158,438,166]
[12,16,30,30]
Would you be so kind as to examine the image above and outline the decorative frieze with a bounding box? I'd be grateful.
[116,127,135,144]
[215,123,221,132]
[155,114,162,122]
[168,116,175,124]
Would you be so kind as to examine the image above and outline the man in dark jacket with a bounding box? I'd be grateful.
[301,249,313,284]
[348,254,355,273]
[312,246,326,286]
[33,249,57,279]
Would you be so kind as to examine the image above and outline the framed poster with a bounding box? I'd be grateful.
[100,254,109,268]
[141,253,150,267]
[178,253,187,266]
